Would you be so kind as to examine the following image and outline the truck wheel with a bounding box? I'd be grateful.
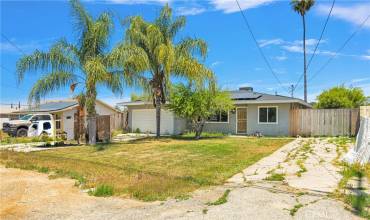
[17,128,28,137]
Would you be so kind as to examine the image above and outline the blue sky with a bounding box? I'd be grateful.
[1,0,369,106]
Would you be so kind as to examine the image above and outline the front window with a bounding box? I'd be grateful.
[259,107,277,124]
[20,114,32,120]
[207,111,228,123]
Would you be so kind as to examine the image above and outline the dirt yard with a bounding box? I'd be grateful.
[0,138,365,219]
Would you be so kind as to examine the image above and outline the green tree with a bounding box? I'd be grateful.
[291,0,315,102]
[110,4,213,137]
[168,83,234,139]
[16,0,125,145]
[315,86,366,109]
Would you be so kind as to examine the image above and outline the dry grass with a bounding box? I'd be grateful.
[0,137,291,201]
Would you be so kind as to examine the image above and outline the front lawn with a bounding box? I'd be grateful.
[0,137,291,201]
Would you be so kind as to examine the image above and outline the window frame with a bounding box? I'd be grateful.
[205,110,230,123]
[258,106,278,124]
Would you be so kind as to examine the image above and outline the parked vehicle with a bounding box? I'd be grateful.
[2,114,54,137]
[28,120,54,137]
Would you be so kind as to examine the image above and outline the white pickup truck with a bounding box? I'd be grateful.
[2,113,55,137]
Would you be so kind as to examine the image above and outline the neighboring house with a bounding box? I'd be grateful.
[118,87,311,136]
[0,103,28,129]
[15,99,123,140]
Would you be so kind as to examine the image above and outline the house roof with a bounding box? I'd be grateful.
[15,99,121,114]
[17,100,79,113]
[118,88,312,108]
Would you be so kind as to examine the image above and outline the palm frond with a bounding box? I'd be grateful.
[28,71,77,104]
[176,37,208,59]
[16,41,77,82]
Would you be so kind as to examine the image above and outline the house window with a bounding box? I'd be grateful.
[55,113,62,130]
[258,107,278,124]
[207,111,229,123]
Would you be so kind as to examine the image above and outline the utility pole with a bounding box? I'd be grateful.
[289,84,294,98]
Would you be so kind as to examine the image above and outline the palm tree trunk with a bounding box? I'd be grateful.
[302,14,307,102]
[155,94,161,138]
[87,115,96,145]
[86,88,97,145]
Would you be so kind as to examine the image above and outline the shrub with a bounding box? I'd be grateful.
[89,184,114,197]
[135,128,141,133]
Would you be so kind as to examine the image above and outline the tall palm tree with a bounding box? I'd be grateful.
[291,0,315,102]
[110,4,214,138]
[16,0,125,145]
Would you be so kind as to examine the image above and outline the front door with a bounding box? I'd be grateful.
[237,108,247,134]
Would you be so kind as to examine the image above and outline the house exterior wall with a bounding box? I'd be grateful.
[202,111,237,134]
[247,103,290,136]
[62,108,77,140]
[124,102,293,136]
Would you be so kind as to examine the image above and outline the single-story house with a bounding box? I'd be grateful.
[16,99,123,140]
[118,87,311,136]
[0,104,28,129]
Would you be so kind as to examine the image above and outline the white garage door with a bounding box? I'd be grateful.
[132,109,175,135]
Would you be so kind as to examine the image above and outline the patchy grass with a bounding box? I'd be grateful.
[89,184,114,197]
[207,189,231,206]
[264,172,286,181]
[0,137,291,201]
[296,159,307,177]
[0,135,59,145]
[289,203,304,216]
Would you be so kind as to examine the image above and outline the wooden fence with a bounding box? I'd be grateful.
[290,108,360,137]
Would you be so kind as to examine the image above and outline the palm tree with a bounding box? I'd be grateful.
[110,4,214,138]
[291,0,315,102]
[16,0,125,145]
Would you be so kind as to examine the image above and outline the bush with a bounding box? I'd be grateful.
[89,184,114,197]
[135,128,141,133]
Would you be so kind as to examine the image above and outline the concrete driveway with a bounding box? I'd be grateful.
[0,138,363,220]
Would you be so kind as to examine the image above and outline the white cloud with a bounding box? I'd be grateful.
[211,61,223,67]
[176,7,206,16]
[210,0,275,14]
[274,55,287,61]
[361,55,370,60]
[351,77,370,83]
[258,38,284,47]
[316,3,370,29]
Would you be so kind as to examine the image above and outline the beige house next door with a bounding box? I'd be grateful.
[237,107,247,134]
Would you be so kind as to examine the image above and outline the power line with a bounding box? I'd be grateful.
[293,0,335,92]
[1,33,26,56]
[308,14,370,83]
[235,0,289,94]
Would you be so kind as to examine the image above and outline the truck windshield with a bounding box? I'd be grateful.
[20,114,33,120]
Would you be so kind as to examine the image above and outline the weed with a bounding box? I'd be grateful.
[296,159,307,177]
[345,194,370,218]
[38,167,49,173]
[264,172,285,181]
[175,194,190,201]
[207,189,231,206]
[289,203,303,216]
[89,184,114,197]
[202,208,208,214]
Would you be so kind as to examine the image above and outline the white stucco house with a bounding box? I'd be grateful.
[16,99,123,140]
[117,87,311,136]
